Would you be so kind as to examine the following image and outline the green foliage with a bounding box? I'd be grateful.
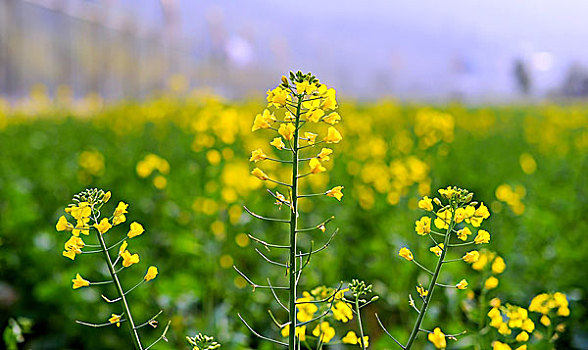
[0,97,586,348]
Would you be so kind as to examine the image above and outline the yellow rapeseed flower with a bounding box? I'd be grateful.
[72,273,90,289]
[109,314,122,328]
[312,321,335,343]
[323,112,341,125]
[456,279,468,290]
[428,327,446,349]
[516,331,529,342]
[121,250,140,267]
[249,148,267,162]
[456,227,472,241]
[127,222,144,238]
[316,148,333,161]
[278,123,296,141]
[93,218,112,234]
[399,247,414,261]
[270,137,286,150]
[281,324,306,341]
[463,250,480,263]
[63,235,85,260]
[484,276,499,290]
[309,158,326,174]
[251,168,269,181]
[492,256,506,274]
[252,109,276,131]
[417,284,429,297]
[430,243,444,257]
[114,201,128,218]
[144,266,158,281]
[332,301,353,323]
[305,109,325,123]
[326,186,344,201]
[323,126,342,143]
[304,132,317,145]
[56,216,73,232]
[415,216,431,235]
[474,230,491,244]
[418,196,434,211]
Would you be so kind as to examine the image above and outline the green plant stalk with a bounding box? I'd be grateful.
[355,297,367,350]
[95,228,143,350]
[288,93,303,349]
[405,205,456,349]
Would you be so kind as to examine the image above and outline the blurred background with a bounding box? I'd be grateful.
[4,0,588,101]
[1,1,587,349]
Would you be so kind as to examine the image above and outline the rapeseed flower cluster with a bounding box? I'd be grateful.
[392,186,492,349]
[136,153,170,189]
[55,188,167,349]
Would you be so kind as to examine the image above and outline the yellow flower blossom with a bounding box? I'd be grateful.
[119,240,128,256]
[456,227,472,241]
[278,123,296,141]
[121,250,140,267]
[267,86,289,107]
[312,321,335,343]
[463,250,480,263]
[72,273,90,289]
[484,276,499,290]
[309,158,326,174]
[144,266,158,281]
[454,207,467,223]
[281,324,306,341]
[417,284,428,298]
[321,87,337,110]
[438,186,457,199]
[493,341,512,350]
[252,109,276,131]
[249,148,267,162]
[456,279,468,290]
[430,243,444,257]
[316,148,333,161]
[103,191,111,203]
[70,202,91,221]
[332,301,353,323]
[516,331,529,342]
[109,314,121,328]
[305,109,325,123]
[434,209,450,229]
[270,137,286,150]
[114,201,128,218]
[399,247,414,261]
[418,196,434,211]
[323,112,341,125]
[540,315,551,326]
[304,132,317,145]
[492,256,506,274]
[415,216,431,235]
[296,292,318,322]
[93,218,112,234]
[63,236,85,260]
[251,168,269,180]
[127,222,144,238]
[474,230,491,244]
[326,186,344,201]
[428,327,446,349]
[296,81,316,95]
[342,331,369,347]
[323,126,342,143]
[56,216,73,232]
[498,322,511,335]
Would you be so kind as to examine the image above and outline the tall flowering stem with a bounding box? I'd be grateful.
[239,71,343,348]
[380,186,492,349]
[55,188,168,350]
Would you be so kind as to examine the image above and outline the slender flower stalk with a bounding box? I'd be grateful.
[55,189,168,349]
[239,71,344,348]
[381,186,492,349]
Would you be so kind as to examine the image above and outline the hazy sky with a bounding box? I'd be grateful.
[118,0,588,99]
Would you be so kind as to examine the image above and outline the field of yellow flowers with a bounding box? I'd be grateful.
[0,89,587,349]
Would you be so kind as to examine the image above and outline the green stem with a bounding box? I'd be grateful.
[289,94,303,349]
[95,227,143,349]
[355,298,367,350]
[404,204,456,349]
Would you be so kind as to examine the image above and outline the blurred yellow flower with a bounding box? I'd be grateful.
[323,126,342,143]
[428,327,446,349]
[251,168,269,181]
[484,276,499,290]
[463,250,480,263]
[326,186,344,201]
[456,279,468,290]
[309,158,326,174]
[278,123,296,141]
[249,149,267,162]
[144,266,158,281]
[108,314,121,328]
[323,112,341,125]
[312,321,335,343]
